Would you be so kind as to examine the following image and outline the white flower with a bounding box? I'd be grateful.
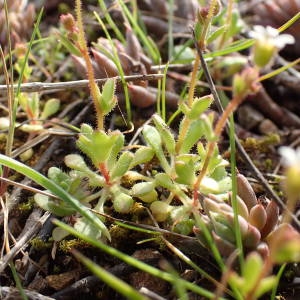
[279,146,300,167]
[279,146,300,195]
[249,25,295,50]
[249,25,295,68]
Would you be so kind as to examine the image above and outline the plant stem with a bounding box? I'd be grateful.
[193,94,243,202]
[75,0,104,130]
[192,30,300,227]
[175,56,200,153]
[217,0,234,49]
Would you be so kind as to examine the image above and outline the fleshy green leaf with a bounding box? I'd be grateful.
[155,173,174,190]
[110,151,134,179]
[242,252,263,293]
[130,146,154,168]
[207,25,227,44]
[175,155,196,185]
[99,78,117,115]
[153,114,176,155]
[74,217,102,240]
[77,127,120,167]
[255,276,277,299]
[0,154,110,240]
[179,119,204,154]
[187,96,213,120]
[142,125,162,152]
[34,193,75,216]
[41,98,60,119]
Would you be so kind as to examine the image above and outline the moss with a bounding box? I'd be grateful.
[264,158,273,171]
[59,238,90,252]
[17,199,34,212]
[110,224,129,241]
[30,237,52,250]
[242,134,280,153]
[131,202,146,219]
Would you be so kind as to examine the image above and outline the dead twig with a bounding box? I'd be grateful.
[0,210,50,273]
[0,286,55,300]
[0,74,164,95]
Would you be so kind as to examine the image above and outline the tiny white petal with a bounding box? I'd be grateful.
[274,34,295,48]
[253,25,266,35]
[249,31,261,39]
[279,146,298,166]
[265,26,279,38]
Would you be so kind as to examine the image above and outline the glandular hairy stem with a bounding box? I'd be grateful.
[75,0,104,130]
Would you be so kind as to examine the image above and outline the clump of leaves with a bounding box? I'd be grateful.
[194,174,280,257]
[0,0,35,48]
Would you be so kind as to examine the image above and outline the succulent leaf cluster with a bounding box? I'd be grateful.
[59,8,182,110]
[0,0,35,48]
[34,81,234,243]
[194,173,281,257]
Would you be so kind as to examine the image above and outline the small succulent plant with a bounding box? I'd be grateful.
[34,79,233,243]
[194,173,281,257]
[0,0,35,48]
[66,24,179,109]
[0,92,60,133]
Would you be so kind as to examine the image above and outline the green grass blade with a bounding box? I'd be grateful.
[15,8,44,96]
[271,263,286,300]
[117,0,160,63]
[168,0,175,60]
[9,263,28,300]
[229,113,244,269]
[259,58,300,82]
[161,63,169,122]
[93,11,132,123]
[205,39,254,58]
[72,249,146,300]
[97,0,125,43]
[5,8,44,159]
[278,12,300,32]
[0,154,110,240]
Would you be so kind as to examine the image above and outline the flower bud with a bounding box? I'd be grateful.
[131,182,157,203]
[150,201,171,222]
[60,13,78,33]
[233,67,260,99]
[113,192,134,213]
[267,223,300,263]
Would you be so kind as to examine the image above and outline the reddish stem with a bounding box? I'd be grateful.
[98,162,111,186]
